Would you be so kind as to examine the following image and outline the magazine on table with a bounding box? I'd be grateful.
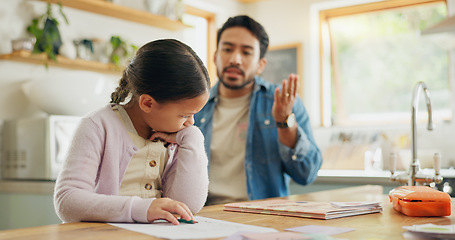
[223,199,382,220]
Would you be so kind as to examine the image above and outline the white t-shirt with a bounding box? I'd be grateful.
[207,93,251,205]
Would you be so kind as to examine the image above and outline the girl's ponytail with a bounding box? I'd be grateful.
[110,70,130,104]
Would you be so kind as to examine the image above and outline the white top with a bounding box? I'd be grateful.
[208,93,250,205]
[114,105,168,199]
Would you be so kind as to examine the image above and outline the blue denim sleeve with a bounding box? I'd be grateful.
[278,125,310,159]
[277,99,323,185]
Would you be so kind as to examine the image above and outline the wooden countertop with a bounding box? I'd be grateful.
[1,185,453,239]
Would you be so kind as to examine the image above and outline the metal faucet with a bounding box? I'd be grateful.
[390,81,443,186]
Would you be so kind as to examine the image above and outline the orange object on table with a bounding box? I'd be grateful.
[389,186,451,217]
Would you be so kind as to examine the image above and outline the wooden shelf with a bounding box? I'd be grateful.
[3,1,191,73]
[41,0,192,31]
[0,50,121,75]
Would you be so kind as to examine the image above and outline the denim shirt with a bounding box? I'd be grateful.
[194,76,322,200]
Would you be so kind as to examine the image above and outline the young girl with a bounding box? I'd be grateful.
[54,39,210,225]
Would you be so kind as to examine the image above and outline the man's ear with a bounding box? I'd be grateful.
[256,58,267,75]
[138,94,155,113]
[213,49,218,65]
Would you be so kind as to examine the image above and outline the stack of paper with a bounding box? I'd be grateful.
[224,199,382,220]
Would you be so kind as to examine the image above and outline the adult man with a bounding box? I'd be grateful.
[194,15,322,205]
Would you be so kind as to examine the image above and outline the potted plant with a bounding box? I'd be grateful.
[27,2,69,62]
[109,36,137,67]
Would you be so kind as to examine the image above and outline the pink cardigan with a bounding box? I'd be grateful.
[54,104,208,223]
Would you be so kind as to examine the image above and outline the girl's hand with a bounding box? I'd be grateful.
[147,198,193,225]
[150,132,178,144]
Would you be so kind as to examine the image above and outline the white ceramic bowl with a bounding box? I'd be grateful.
[22,71,116,116]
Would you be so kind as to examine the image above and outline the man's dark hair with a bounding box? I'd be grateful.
[217,15,269,59]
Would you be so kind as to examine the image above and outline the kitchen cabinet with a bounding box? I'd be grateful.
[0,0,191,74]
[0,180,58,230]
[0,192,60,230]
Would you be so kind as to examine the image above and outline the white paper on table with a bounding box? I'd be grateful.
[109,216,278,240]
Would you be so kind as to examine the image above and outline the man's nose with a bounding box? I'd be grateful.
[229,51,242,65]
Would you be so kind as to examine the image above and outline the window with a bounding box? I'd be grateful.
[182,14,208,66]
[320,0,449,126]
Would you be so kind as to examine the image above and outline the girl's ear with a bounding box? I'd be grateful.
[138,94,156,113]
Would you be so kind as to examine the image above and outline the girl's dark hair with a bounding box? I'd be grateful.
[110,39,210,104]
[217,15,269,59]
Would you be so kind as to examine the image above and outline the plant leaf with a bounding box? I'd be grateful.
[58,2,69,25]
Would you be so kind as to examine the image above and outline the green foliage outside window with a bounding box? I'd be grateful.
[328,2,449,125]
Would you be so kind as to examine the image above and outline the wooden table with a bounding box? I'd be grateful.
[1,185,453,239]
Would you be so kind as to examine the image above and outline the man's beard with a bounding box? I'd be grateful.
[218,66,254,90]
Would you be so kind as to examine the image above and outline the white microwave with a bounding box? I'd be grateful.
[2,116,81,180]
